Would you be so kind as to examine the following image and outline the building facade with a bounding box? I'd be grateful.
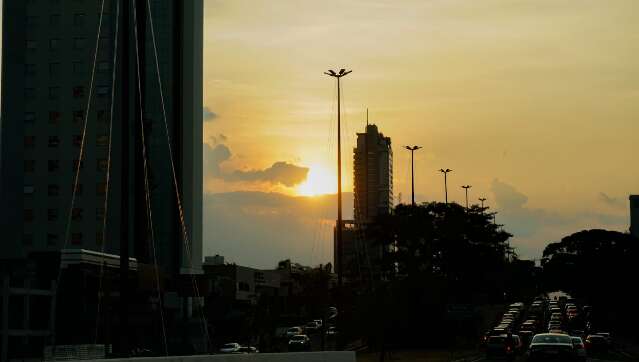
[631,195,639,239]
[353,124,393,223]
[0,0,203,275]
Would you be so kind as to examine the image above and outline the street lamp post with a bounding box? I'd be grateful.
[461,185,472,209]
[479,197,487,210]
[405,146,421,206]
[324,68,351,289]
[439,169,452,204]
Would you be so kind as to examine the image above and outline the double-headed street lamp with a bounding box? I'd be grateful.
[439,168,452,204]
[479,197,487,209]
[405,145,421,206]
[324,68,351,289]
[461,185,472,209]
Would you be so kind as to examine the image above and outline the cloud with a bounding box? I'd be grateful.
[203,142,309,187]
[598,192,624,209]
[490,179,628,259]
[225,161,309,187]
[203,191,353,268]
[203,106,218,122]
[208,133,228,145]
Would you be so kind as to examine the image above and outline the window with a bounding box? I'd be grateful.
[26,40,37,50]
[47,233,58,246]
[96,231,104,246]
[72,208,83,221]
[72,183,83,195]
[97,159,108,172]
[73,86,85,98]
[49,87,60,100]
[22,234,34,246]
[73,62,86,74]
[71,233,82,245]
[97,134,109,147]
[97,62,111,73]
[96,207,105,221]
[24,112,36,124]
[48,184,60,196]
[96,86,110,97]
[24,160,36,172]
[238,282,250,292]
[73,110,84,124]
[24,209,34,222]
[97,182,107,195]
[50,14,61,26]
[73,38,86,50]
[48,160,59,172]
[99,37,111,51]
[49,111,62,124]
[48,136,60,148]
[97,110,110,123]
[24,185,35,195]
[72,159,84,170]
[26,16,38,26]
[48,208,58,221]
[25,88,36,101]
[73,13,85,26]
[49,63,60,77]
[73,135,82,147]
[24,136,36,148]
[25,64,36,76]
[49,39,59,50]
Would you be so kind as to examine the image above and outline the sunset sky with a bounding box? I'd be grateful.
[201,0,639,268]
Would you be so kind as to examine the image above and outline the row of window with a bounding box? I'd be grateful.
[24,159,109,172]
[24,135,109,148]
[24,61,112,76]
[24,110,111,124]
[23,183,108,196]
[24,86,110,100]
[26,13,89,27]
[24,207,107,222]
[22,232,104,247]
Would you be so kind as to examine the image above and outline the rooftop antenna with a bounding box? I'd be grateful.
[366,108,369,127]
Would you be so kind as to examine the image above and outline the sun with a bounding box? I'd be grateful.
[296,164,337,197]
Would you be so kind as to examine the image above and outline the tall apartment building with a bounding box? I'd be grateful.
[631,195,639,239]
[0,0,203,275]
[334,123,392,280]
[353,124,393,223]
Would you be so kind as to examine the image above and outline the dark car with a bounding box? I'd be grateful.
[527,333,577,362]
[485,335,517,361]
[288,334,311,351]
[585,334,608,354]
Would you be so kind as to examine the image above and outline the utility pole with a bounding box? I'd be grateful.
[119,0,131,356]
[324,69,351,289]
[405,146,421,206]
[461,185,472,210]
[439,169,452,204]
[479,197,487,210]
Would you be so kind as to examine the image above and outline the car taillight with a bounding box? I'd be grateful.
[506,346,511,352]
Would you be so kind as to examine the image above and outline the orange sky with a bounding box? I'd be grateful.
[199,0,639,266]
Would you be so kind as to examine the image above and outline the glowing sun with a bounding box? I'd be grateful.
[296,164,337,197]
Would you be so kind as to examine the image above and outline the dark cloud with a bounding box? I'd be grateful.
[598,192,624,209]
[203,191,353,268]
[203,143,309,187]
[203,143,231,175]
[225,162,309,187]
[203,106,218,122]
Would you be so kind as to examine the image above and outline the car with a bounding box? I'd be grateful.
[595,332,612,346]
[527,333,577,361]
[288,334,311,351]
[219,343,241,354]
[305,321,320,333]
[237,346,259,354]
[313,319,323,328]
[485,335,517,361]
[548,329,567,335]
[518,330,534,346]
[325,326,337,336]
[571,337,587,362]
[286,326,303,338]
[585,334,608,353]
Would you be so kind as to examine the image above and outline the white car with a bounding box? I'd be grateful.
[219,343,241,354]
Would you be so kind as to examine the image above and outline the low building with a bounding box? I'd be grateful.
[631,195,639,239]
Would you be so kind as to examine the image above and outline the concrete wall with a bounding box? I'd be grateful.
[76,352,355,362]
